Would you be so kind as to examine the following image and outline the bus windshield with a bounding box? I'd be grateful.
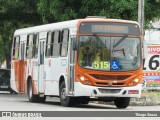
[78,35,141,71]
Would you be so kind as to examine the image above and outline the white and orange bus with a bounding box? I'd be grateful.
[10,17,143,108]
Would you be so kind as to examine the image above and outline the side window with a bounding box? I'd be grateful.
[26,34,34,59]
[60,29,69,57]
[33,33,39,59]
[12,36,20,60]
[45,32,52,57]
[51,31,60,57]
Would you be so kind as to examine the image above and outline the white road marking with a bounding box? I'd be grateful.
[56,108,67,111]
[9,99,15,101]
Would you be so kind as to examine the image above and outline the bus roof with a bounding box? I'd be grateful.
[14,19,79,36]
[14,18,139,36]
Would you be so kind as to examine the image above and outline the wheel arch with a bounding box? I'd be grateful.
[59,75,66,96]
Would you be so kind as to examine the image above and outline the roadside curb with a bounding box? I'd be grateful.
[92,91,160,106]
[130,91,160,106]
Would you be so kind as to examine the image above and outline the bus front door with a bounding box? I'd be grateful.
[67,36,76,95]
[38,40,45,94]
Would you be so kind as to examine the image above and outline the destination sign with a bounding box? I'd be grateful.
[79,22,140,35]
[92,25,128,33]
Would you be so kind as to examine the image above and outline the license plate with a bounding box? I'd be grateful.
[99,89,121,94]
[0,85,9,88]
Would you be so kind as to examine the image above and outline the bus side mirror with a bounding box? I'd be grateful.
[142,40,148,59]
[71,37,78,51]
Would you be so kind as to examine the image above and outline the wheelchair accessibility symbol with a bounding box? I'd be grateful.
[111,60,120,70]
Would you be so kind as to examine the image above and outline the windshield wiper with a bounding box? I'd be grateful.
[93,34,105,47]
[113,36,127,48]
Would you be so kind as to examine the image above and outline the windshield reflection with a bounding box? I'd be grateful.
[78,36,140,71]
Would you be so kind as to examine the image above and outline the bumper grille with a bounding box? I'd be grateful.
[90,74,131,80]
[95,82,125,86]
[90,74,131,87]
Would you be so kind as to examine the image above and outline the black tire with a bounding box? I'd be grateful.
[60,81,75,107]
[28,80,39,103]
[80,100,90,104]
[114,97,130,108]
[75,97,90,104]
[39,96,46,103]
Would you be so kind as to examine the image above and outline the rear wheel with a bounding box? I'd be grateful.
[39,96,46,103]
[28,80,46,103]
[60,81,75,107]
[114,97,130,108]
[28,80,39,102]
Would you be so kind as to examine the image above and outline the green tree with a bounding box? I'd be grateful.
[37,0,160,27]
[0,0,41,68]
[37,0,80,22]
[1,0,160,68]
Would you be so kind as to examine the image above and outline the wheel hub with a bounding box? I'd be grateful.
[61,88,67,101]
[29,84,32,99]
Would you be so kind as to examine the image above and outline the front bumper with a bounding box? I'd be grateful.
[74,82,142,98]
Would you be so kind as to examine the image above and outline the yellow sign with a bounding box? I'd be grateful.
[94,61,110,70]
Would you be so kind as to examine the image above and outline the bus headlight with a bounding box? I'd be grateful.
[77,74,93,85]
[80,76,85,81]
[129,78,140,86]
[134,78,139,83]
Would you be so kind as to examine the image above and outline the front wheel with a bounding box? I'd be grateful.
[114,97,130,108]
[60,81,75,107]
[75,97,90,104]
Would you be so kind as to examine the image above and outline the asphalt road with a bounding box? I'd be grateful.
[0,91,160,111]
[0,91,160,120]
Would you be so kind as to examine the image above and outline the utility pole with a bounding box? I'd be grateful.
[138,0,145,39]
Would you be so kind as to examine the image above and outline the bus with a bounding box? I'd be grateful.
[10,16,143,108]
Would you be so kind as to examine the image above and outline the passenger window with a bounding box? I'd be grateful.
[12,36,20,60]
[33,33,39,59]
[33,34,39,59]
[45,32,52,57]
[60,29,69,57]
[51,31,60,57]
[26,34,34,59]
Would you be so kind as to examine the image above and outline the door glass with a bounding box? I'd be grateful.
[40,42,44,64]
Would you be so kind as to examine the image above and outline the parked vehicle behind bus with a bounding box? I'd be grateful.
[0,68,14,93]
[10,17,143,108]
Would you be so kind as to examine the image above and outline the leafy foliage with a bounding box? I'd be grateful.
[0,0,41,68]
[0,0,160,68]
[37,0,160,26]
